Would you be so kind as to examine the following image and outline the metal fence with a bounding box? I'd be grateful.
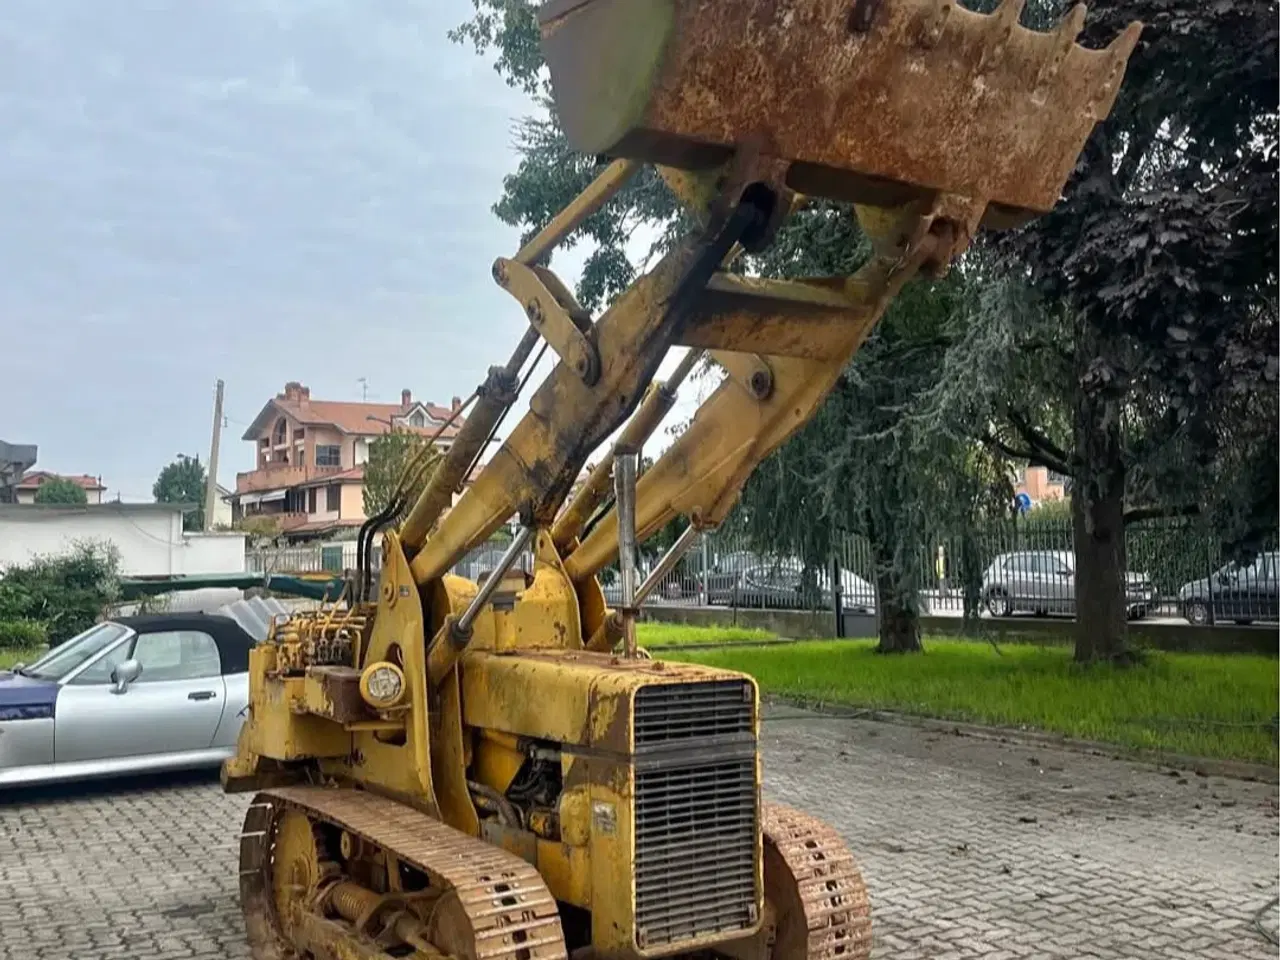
[245,516,1280,627]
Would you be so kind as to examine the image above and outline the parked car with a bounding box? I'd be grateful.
[0,613,256,787]
[982,550,1155,620]
[724,560,879,613]
[1178,551,1279,626]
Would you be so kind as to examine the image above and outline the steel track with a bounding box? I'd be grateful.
[763,803,873,960]
[238,785,568,960]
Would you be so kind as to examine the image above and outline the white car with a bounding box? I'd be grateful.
[0,612,257,787]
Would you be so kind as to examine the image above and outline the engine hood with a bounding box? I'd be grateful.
[0,671,59,721]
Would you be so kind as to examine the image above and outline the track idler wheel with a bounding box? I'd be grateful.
[726,803,872,960]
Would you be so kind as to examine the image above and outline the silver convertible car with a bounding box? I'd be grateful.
[0,613,257,787]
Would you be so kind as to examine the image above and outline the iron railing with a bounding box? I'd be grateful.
[244,517,1280,627]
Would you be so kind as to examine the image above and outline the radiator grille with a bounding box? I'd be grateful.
[633,679,753,745]
[633,681,757,949]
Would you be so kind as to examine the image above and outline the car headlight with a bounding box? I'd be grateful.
[359,661,407,710]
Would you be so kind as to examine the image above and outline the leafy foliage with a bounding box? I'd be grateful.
[33,476,88,505]
[450,1,687,310]
[960,0,1279,660]
[363,430,443,523]
[0,619,48,650]
[236,513,283,546]
[0,540,121,645]
[153,454,207,531]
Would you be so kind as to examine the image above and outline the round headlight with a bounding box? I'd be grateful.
[359,661,406,709]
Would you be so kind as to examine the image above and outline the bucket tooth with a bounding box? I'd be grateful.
[539,0,1142,225]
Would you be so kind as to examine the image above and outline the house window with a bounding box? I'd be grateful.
[297,448,306,467]
[410,411,425,428]
[258,437,269,449]
[285,489,307,513]
[326,484,341,513]
[316,445,341,467]
[273,418,288,446]
[293,428,305,440]
[308,488,318,514]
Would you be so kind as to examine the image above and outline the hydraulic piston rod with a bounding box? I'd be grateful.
[427,526,533,687]
[613,451,639,658]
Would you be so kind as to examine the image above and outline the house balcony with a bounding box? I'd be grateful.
[236,462,347,495]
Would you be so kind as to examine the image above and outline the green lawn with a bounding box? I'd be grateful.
[663,639,1279,764]
[0,647,43,670]
[637,622,775,647]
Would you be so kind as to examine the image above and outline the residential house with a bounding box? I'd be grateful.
[233,382,466,541]
[14,471,106,504]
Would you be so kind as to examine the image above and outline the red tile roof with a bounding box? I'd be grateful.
[242,383,467,442]
[18,471,105,491]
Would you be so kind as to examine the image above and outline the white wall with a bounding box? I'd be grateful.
[0,505,246,577]
[180,532,247,575]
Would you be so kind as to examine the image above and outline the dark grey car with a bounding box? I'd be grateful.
[1178,552,1279,625]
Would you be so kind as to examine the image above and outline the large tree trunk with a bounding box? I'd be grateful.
[1071,343,1133,664]
[870,534,923,654]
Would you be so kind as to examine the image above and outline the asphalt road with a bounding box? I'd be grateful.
[0,711,1276,959]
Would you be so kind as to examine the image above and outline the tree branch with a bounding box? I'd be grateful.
[977,431,1072,478]
[1003,408,1073,475]
[1123,503,1201,525]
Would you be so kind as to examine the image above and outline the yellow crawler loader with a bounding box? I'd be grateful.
[221,2,1140,958]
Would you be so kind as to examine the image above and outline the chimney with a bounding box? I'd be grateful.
[282,381,309,401]
[401,389,412,408]
[452,395,462,412]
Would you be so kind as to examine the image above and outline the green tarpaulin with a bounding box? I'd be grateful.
[118,572,348,602]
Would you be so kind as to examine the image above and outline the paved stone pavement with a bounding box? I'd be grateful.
[0,712,1276,960]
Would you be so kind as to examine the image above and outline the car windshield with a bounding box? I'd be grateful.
[20,622,133,681]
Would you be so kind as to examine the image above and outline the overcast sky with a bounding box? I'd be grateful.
[0,0,698,501]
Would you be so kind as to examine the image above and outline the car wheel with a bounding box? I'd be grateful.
[986,590,1012,618]
[1184,600,1209,626]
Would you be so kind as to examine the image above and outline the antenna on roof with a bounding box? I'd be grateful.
[357,377,368,402]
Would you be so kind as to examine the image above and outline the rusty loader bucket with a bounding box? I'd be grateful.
[539,0,1140,224]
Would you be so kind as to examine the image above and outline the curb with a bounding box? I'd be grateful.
[762,695,1279,784]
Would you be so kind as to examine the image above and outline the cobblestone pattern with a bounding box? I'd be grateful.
[0,713,1275,959]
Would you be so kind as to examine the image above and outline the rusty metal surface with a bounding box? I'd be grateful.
[307,666,367,724]
[238,787,568,960]
[763,802,872,960]
[540,0,1141,221]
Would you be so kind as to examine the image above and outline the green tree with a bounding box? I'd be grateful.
[954,0,1279,662]
[33,477,88,505]
[153,454,207,531]
[363,429,443,523]
[733,207,1010,652]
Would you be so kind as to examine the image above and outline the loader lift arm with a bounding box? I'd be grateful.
[393,0,1140,624]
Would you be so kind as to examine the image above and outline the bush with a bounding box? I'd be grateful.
[0,540,121,646]
[0,619,48,649]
